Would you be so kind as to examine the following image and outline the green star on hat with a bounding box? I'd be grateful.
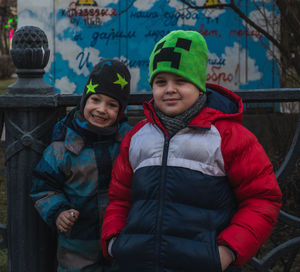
[86,79,99,94]
[113,73,128,89]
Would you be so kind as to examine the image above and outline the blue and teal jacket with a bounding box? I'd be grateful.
[30,108,132,271]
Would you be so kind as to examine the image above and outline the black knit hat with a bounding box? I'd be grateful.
[80,59,131,112]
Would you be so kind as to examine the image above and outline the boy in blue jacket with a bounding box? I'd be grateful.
[30,59,132,272]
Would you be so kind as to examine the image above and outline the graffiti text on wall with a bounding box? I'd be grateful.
[207,64,241,86]
[61,1,117,27]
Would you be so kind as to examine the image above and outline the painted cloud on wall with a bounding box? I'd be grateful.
[207,42,261,89]
[133,0,158,11]
[55,76,77,94]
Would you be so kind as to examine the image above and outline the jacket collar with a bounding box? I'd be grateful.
[63,122,126,155]
[143,83,243,132]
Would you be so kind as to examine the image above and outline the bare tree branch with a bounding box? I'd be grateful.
[179,0,300,85]
[117,0,136,16]
[179,0,231,10]
[180,0,284,53]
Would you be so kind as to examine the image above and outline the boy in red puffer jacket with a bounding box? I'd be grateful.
[101,30,282,272]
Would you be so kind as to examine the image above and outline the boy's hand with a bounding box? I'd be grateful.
[56,209,79,233]
[218,245,235,271]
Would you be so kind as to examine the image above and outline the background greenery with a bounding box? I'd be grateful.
[0,78,15,93]
[0,78,12,272]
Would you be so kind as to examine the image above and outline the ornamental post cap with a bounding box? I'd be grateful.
[10,25,50,70]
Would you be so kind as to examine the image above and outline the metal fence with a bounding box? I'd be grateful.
[0,25,299,272]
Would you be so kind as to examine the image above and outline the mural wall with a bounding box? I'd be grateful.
[17,0,279,94]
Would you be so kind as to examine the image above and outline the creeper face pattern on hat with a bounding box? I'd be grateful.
[149,30,208,92]
[80,59,131,113]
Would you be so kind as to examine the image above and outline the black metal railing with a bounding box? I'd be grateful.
[0,25,299,272]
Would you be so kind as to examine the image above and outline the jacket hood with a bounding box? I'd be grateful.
[143,83,243,131]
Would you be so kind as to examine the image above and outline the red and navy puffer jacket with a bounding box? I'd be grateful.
[101,83,282,272]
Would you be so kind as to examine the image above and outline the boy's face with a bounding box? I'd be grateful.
[152,72,201,117]
[83,93,120,127]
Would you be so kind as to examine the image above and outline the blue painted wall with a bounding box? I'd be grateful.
[17,0,279,95]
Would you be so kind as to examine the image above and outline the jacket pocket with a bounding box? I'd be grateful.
[111,233,155,271]
[111,233,124,260]
[212,231,223,272]
[214,240,223,272]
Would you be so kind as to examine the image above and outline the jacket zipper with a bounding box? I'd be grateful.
[155,136,170,272]
[149,109,172,271]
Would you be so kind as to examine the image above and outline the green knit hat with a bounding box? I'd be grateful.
[149,30,208,92]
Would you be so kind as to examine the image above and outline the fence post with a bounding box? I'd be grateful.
[5,26,57,272]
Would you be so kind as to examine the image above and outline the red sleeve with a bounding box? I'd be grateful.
[215,120,282,266]
[101,120,147,259]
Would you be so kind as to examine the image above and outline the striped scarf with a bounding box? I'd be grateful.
[154,93,207,136]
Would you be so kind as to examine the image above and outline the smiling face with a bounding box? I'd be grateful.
[152,72,201,117]
[83,93,120,127]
